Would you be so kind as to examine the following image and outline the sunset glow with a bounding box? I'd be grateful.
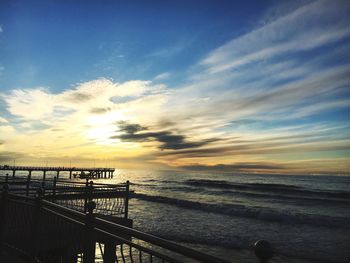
[0,0,349,174]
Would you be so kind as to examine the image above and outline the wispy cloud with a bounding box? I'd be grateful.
[154,72,171,81]
[200,0,350,74]
[147,38,194,58]
[0,117,8,124]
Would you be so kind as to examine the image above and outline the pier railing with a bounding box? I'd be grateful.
[0,178,274,263]
[0,186,235,263]
[0,176,130,218]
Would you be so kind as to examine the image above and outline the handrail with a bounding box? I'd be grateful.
[2,192,229,263]
[1,178,130,218]
[41,199,228,262]
[0,177,125,187]
[1,186,274,263]
[95,216,230,263]
[93,227,183,263]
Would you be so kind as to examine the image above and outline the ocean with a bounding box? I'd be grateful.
[2,169,350,262]
[114,169,350,263]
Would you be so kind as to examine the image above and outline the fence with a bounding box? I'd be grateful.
[0,182,274,263]
[0,186,237,263]
[0,175,130,218]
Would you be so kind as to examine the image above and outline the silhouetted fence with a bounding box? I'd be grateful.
[0,180,274,263]
[0,175,130,218]
[0,186,239,263]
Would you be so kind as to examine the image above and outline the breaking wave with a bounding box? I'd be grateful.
[184,179,350,199]
[131,193,350,229]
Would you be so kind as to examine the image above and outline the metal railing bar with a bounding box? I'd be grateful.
[1,182,229,263]
[94,217,229,263]
[41,202,86,223]
[129,245,134,263]
[1,175,124,187]
[93,227,183,263]
[120,244,126,263]
[41,207,85,227]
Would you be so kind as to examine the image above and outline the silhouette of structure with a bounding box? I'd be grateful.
[0,165,115,180]
[0,174,274,262]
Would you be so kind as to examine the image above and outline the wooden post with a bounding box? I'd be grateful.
[41,181,46,196]
[84,179,89,213]
[26,173,31,196]
[69,170,72,179]
[83,201,96,263]
[28,170,32,181]
[124,180,130,219]
[43,170,46,182]
[52,176,57,201]
[88,181,94,202]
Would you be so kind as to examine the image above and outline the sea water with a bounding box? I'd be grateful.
[112,169,350,263]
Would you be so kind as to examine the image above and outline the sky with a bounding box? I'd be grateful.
[0,0,349,174]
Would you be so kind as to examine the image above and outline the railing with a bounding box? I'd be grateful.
[0,185,274,263]
[0,186,207,262]
[0,176,130,218]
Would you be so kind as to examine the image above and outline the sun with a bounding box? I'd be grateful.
[85,111,123,145]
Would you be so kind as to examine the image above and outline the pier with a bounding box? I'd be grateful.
[0,165,115,179]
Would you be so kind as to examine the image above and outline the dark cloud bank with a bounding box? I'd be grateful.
[111,121,216,150]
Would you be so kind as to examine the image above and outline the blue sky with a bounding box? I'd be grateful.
[0,0,271,89]
[0,0,349,174]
